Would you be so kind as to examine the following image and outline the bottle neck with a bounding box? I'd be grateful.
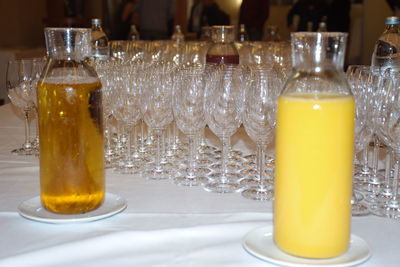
[384,24,400,34]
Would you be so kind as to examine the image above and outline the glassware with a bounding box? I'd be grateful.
[265,25,280,42]
[237,24,249,42]
[128,25,140,41]
[206,25,239,65]
[6,59,36,155]
[91,18,110,60]
[140,63,174,180]
[371,16,400,70]
[241,64,279,201]
[274,33,354,258]
[204,65,245,193]
[171,25,185,44]
[372,68,400,218]
[37,28,105,214]
[173,65,207,186]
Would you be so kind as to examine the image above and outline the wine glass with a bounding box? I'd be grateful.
[141,63,175,180]
[241,64,280,201]
[6,59,36,155]
[373,68,400,219]
[173,65,208,186]
[112,64,142,174]
[346,65,375,215]
[204,64,246,193]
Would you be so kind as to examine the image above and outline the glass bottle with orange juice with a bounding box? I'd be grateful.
[274,32,355,258]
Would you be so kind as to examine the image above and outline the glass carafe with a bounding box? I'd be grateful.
[274,32,354,258]
[206,25,239,65]
[37,28,105,214]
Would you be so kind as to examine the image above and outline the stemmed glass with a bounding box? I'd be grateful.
[6,59,36,155]
[346,65,375,215]
[173,65,208,186]
[141,63,175,180]
[374,68,400,219]
[241,65,280,200]
[112,64,142,174]
[204,65,246,193]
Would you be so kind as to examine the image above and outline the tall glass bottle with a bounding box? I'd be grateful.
[274,32,354,258]
[171,25,185,44]
[371,16,400,70]
[91,18,110,60]
[128,24,140,41]
[37,28,105,214]
[237,24,249,42]
[206,25,239,65]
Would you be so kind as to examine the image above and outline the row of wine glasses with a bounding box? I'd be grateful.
[347,65,400,219]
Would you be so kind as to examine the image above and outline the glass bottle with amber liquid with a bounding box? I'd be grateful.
[37,28,105,214]
[206,25,239,65]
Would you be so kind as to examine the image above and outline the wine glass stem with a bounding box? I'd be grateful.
[361,146,369,174]
[221,136,230,182]
[392,157,400,203]
[188,135,196,176]
[256,143,265,189]
[154,129,163,168]
[23,108,31,147]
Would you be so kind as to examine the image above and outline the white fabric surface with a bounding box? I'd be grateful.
[0,103,399,267]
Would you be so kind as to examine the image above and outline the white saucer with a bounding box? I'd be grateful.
[18,193,127,224]
[243,226,371,266]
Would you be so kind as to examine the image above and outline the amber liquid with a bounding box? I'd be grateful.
[206,54,239,64]
[37,77,105,214]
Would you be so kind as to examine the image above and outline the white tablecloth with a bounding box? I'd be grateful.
[0,103,399,267]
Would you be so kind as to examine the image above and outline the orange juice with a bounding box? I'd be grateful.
[274,93,355,258]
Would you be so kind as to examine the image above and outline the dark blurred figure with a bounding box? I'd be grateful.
[188,0,204,38]
[327,0,350,32]
[135,0,176,40]
[386,0,400,15]
[201,0,230,27]
[239,0,270,41]
[115,0,138,40]
[287,0,328,32]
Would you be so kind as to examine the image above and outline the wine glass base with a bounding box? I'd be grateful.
[370,204,400,219]
[174,175,208,187]
[144,168,172,180]
[241,187,273,201]
[11,147,38,156]
[203,180,241,193]
[352,203,370,216]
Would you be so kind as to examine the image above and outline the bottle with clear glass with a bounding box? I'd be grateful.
[171,25,185,44]
[317,21,327,32]
[237,24,249,42]
[37,28,105,214]
[274,32,354,258]
[265,25,281,42]
[206,25,239,65]
[371,16,400,70]
[128,24,140,41]
[91,18,110,60]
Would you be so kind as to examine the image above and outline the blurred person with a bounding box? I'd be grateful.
[386,0,400,16]
[188,0,204,38]
[287,0,328,32]
[326,0,350,32]
[239,0,270,41]
[135,0,176,40]
[116,0,139,40]
[201,0,230,27]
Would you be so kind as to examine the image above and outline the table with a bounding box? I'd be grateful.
[0,103,399,267]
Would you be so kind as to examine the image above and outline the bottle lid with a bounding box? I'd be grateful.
[92,18,102,26]
[385,16,400,25]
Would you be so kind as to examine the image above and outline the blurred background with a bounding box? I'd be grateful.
[0,0,394,103]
